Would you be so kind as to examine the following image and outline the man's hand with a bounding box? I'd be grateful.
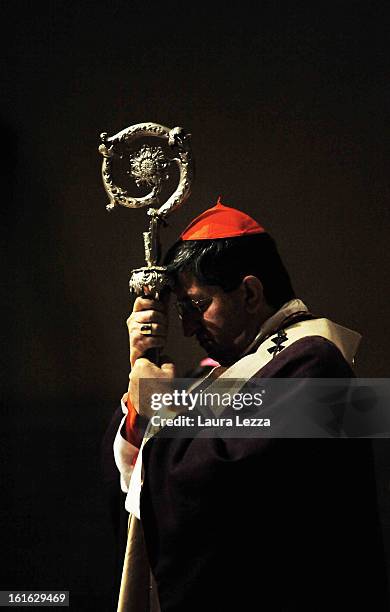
[128,357,176,419]
[127,297,169,367]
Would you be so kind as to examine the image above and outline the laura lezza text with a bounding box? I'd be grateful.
[151,414,271,428]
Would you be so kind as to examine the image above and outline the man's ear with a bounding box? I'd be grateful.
[241,275,264,313]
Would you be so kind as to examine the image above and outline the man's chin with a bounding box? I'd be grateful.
[198,341,218,361]
[201,344,232,367]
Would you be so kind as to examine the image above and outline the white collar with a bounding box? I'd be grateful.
[241,298,310,357]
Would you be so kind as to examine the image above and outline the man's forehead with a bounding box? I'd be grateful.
[174,271,212,298]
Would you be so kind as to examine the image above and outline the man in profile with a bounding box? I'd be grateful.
[114,198,388,611]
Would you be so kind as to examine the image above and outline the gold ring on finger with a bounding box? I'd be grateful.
[140,323,153,336]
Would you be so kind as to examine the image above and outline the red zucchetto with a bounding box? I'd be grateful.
[180,196,266,240]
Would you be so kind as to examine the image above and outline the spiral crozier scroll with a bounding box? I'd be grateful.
[98,123,193,300]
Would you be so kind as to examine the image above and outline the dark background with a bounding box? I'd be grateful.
[2,1,390,609]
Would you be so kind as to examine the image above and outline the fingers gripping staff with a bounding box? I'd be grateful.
[98,122,194,364]
[127,297,169,368]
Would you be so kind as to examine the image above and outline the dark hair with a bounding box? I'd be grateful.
[164,234,295,309]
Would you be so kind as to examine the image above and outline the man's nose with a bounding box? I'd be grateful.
[181,312,201,337]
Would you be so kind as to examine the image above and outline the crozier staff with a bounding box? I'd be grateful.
[114,198,388,612]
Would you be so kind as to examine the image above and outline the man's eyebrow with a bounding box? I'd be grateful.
[180,295,201,301]
[179,293,208,302]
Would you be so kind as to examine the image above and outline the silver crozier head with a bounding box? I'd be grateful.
[98,123,194,299]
